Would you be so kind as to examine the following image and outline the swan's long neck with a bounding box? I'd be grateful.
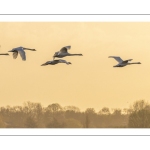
[0,53,9,55]
[68,53,83,56]
[128,62,141,65]
[24,48,35,51]
[66,62,71,65]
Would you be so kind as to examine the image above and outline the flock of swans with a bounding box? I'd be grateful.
[0,45,141,67]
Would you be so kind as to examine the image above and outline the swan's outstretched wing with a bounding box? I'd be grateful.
[41,60,60,66]
[53,60,60,63]
[58,59,67,63]
[108,56,123,63]
[13,51,18,59]
[58,59,71,64]
[60,46,71,53]
[18,50,26,61]
[123,59,133,63]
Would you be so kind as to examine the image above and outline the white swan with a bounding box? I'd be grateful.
[8,46,36,61]
[53,46,83,60]
[109,56,141,67]
[41,59,72,66]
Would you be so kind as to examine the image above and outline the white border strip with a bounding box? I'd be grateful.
[0,15,150,22]
[0,129,150,135]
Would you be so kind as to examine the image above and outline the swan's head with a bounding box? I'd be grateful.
[41,64,46,66]
[113,65,118,67]
[67,62,72,65]
[41,62,49,66]
[31,49,36,51]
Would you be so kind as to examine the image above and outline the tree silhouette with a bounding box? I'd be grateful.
[0,100,142,128]
[0,115,5,128]
[99,107,110,115]
[128,100,150,128]
[64,106,80,113]
[25,116,37,128]
[47,103,62,113]
[85,113,90,128]
[65,118,83,128]
[46,117,65,128]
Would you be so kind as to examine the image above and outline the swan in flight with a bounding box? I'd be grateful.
[108,56,141,67]
[41,59,72,66]
[8,46,36,61]
[53,46,83,60]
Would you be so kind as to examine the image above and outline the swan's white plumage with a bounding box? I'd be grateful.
[109,56,141,67]
[108,56,123,63]
[18,49,26,61]
[8,46,35,61]
[53,45,82,59]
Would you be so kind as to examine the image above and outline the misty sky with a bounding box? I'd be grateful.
[0,22,149,111]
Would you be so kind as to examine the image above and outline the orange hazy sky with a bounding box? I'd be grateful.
[0,22,149,111]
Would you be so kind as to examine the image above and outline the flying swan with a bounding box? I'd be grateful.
[53,46,83,60]
[108,56,141,67]
[8,46,36,61]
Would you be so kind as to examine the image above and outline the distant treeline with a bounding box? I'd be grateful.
[0,100,150,128]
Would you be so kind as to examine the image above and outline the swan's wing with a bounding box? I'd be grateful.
[53,60,60,63]
[18,50,26,61]
[60,46,71,53]
[58,59,71,64]
[59,59,70,64]
[123,59,133,63]
[108,56,123,63]
[65,46,71,50]
[41,61,52,66]
[58,59,66,63]
[13,51,18,59]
